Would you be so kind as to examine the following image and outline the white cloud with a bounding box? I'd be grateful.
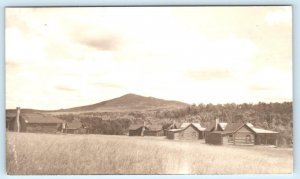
[5,7,292,109]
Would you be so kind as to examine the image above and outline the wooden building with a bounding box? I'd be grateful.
[128,124,148,136]
[63,119,88,134]
[205,123,255,145]
[144,125,164,136]
[247,123,279,146]
[166,123,206,140]
[205,121,279,146]
[8,108,65,133]
[204,118,227,137]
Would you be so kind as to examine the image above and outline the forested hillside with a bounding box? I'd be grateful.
[56,102,292,146]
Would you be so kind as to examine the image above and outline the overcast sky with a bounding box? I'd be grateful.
[6,6,292,110]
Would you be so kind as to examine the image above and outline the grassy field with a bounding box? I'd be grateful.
[6,132,293,175]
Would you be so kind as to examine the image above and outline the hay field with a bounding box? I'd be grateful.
[6,132,293,175]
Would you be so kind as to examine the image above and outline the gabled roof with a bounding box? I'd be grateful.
[168,128,183,132]
[191,123,206,131]
[129,124,144,130]
[169,122,205,133]
[245,123,279,134]
[205,122,227,132]
[21,113,64,124]
[180,123,205,131]
[180,122,190,128]
[251,127,279,134]
[223,123,244,132]
[146,125,163,131]
[218,123,228,130]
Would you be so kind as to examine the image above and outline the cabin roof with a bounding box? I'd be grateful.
[169,122,206,133]
[245,123,279,134]
[180,123,206,131]
[22,113,64,124]
[251,127,279,134]
[223,123,245,133]
[205,122,228,132]
[191,123,206,131]
[128,124,144,130]
[168,128,183,132]
[219,123,228,130]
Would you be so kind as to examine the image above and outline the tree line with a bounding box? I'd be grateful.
[55,102,292,146]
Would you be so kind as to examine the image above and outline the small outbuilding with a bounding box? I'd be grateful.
[144,125,164,136]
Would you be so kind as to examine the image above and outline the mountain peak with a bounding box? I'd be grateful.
[121,93,141,97]
[66,93,188,112]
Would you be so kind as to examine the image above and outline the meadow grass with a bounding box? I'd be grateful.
[6,132,293,175]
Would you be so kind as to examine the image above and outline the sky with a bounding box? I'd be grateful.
[6,6,292,110]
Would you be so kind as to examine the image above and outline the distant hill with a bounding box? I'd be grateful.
[64,93,189,112]
[6,93,189,113]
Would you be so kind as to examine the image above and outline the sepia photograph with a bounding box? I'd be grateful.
[5,6,292,175]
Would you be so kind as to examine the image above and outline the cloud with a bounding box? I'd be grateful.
[56,85,76,92]
[77,34,122,51]
[5,7,292,109]
[186,69,232,81]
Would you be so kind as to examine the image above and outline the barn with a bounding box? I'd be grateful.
[128,124,148,136]
[63,119,88,134]
[8,108,65,133]
[144,125,164,136]
[205,122,279,146]
[166,123,206,140]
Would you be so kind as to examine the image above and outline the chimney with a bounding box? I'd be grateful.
[16,107,21,132]
[214,118,219,131]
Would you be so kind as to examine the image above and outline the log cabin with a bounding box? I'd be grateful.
[205,120,279,146]
[8,107,65,133]
[144,125,164,136]
[166,123,206,140]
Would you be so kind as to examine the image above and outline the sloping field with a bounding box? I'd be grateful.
[6,132,293,175]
